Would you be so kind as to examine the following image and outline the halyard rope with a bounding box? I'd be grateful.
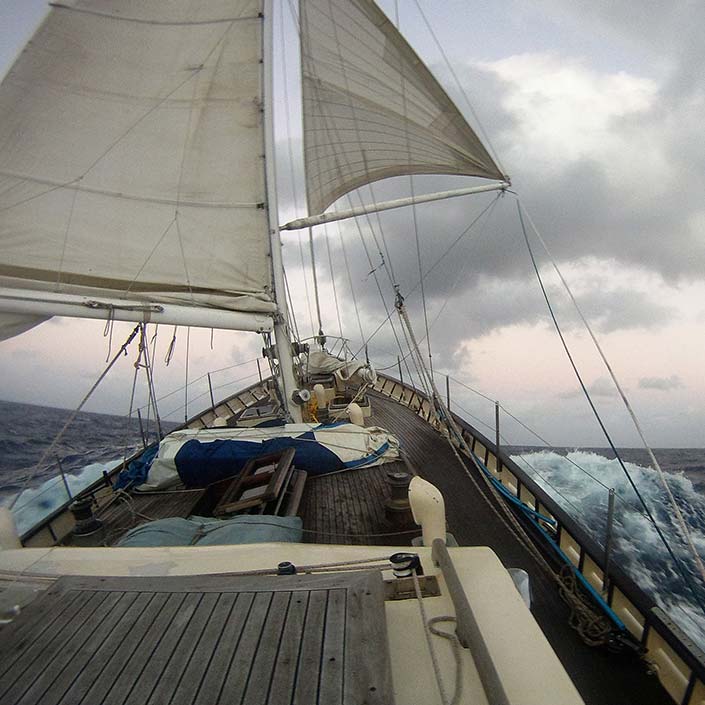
[520,198,705,590]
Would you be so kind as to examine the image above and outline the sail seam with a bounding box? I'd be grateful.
[0,174,259,211]
[49,4,260,27]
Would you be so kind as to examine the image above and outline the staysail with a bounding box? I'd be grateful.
[300,0,505,216]
[0,0,275,336]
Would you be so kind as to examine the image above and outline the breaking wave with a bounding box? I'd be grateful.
[6,461,121,536]
[511,450,705,649]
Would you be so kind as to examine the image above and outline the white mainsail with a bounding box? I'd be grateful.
[0,0,274,335]
[300,0,505,216]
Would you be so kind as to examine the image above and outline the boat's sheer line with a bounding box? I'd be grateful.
[517,199,705,611]
[132,358,259,416]
[425,371,650,520]
[159,370,261,421]
[50,3,258,27]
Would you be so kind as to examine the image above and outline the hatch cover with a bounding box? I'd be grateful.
[0,570,393,704]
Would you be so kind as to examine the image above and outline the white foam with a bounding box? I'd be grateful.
[5,460,120,536]
[512,451,705,648]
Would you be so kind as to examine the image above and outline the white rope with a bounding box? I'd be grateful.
[412,571,460,705]
[521,201,705,587]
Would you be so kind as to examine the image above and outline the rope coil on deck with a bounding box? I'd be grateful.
[556,564,613,647]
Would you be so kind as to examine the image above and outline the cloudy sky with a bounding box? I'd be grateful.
[0,1,703,447]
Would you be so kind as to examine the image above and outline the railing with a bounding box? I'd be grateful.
[372,372,705,705]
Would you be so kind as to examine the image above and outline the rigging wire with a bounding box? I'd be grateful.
[447,374,637,504]
[134,357,260,414]
[279,11,315,337]
[122,325,145,468]
[164,325,177,366]
[8,325,141,510]
[184,326,191,423]
[520,202,705,588]
[141,323,163,439]
[283,268,302,344]
[518,199,705,612]
[452,399,596,533]
[308,226,324,336]
[336,220,366,347]
[411,0,506,177]
[353,193,501,358]
[394,0,433,374]
[323,223,344,341]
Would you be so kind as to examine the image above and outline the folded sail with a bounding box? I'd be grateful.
[300,0,505,215]
[0,0,275,326]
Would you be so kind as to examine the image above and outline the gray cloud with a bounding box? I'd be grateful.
[638,375,684,391]
[277,8,703,404]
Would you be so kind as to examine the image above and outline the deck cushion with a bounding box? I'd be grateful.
[116,515,303,547]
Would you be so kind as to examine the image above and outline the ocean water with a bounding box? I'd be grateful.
[1,399,703,650]
[509,446,705,649]
[0,399,170,535]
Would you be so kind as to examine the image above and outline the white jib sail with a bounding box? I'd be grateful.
[0,0,276,336]
[300,0,505,216]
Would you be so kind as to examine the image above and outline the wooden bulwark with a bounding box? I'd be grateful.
[0,572,393,705]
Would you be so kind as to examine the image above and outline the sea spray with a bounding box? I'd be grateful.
[512,450,705,648]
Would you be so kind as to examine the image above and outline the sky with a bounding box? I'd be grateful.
[0,1,703,447]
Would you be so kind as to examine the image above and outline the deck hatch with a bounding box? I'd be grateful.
[0,571,393,705]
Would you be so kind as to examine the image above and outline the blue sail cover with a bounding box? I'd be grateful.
[119,422,399,490]
[174,432,344,487]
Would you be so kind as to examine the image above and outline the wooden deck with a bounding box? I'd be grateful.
[299,459,417,545]
[0,572,392,705]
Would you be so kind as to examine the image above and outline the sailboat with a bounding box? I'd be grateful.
[0,1,703,704]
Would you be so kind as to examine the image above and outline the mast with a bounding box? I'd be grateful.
[263,0,302,422]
